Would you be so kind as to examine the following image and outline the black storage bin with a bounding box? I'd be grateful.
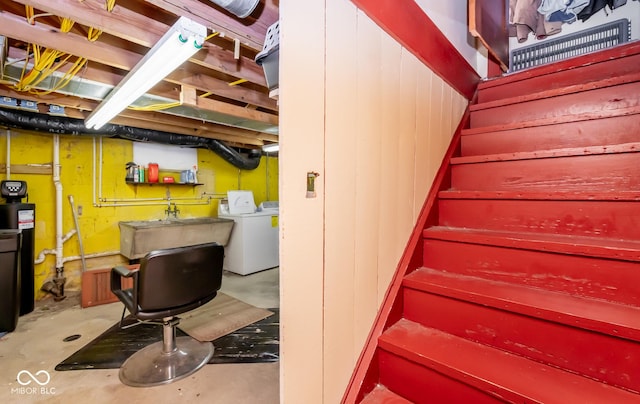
[0,229,22,333]
[0,180,36,316]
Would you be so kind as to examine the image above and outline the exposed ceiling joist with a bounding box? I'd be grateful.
[145,0,279,52]
[0,0,279,150]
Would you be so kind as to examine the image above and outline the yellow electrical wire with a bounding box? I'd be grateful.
[205,32,220,41]
[228,78,247,86]
[87,0,116,41]
[13,8,79,92]
[13,1,117,94]
[127,101,181,112]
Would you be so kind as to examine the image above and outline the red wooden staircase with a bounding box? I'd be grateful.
[344,43,640,403]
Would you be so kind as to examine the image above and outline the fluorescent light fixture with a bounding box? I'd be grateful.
[85,17,206,130]
[262,143,279,153]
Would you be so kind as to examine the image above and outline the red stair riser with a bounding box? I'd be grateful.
[438,199,640,239]
[422,239,640,306]
[403,288,640,393]
[470,81,640,128]
[377,349,501,404]
[477,52,640,104]
[451,153,640,192]
[461,114,640,156]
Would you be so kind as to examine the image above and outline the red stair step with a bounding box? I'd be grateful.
[423,226,640,262]
[402,268,640,391]
[379,319,640,403]
[452,142,640,165]
[470,81,640,128]
[422,237,640,306]
[474,70,640,112]
[477,42,640,103]
[461,104,640,141]
[439,190,640,201]
[404,267,640,342]
[378,345,501,404]
[359,385,412,404]
[403,270,640,392]
[450,152,640,193]
[437,197,640,240]
[461,112,640,156]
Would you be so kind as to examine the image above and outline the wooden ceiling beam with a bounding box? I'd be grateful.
[0,12,276,124]
[7,0,267,86]
[110,116,266,146]
[144,0,278,52]
[6,46,277,112]
[0,87,276,146]
[119,109,279,143]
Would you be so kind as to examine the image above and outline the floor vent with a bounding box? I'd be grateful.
[510,19,630,72]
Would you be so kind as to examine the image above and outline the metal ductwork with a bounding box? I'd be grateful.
[0,108,261,170]
[210,0,259,18]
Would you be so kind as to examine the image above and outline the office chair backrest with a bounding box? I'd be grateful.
[137,243,224,312]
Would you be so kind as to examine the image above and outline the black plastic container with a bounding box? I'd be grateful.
[0,229,22,332]
[0,180,36,316]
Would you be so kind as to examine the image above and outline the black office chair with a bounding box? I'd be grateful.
[110,242,224,387]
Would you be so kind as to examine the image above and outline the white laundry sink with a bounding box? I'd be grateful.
[119,217,234,259]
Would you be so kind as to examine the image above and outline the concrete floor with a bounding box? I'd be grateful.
[0,268,280,404]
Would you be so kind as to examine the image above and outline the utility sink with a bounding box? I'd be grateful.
[119,217,234,260]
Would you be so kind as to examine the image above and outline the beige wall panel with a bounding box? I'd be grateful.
[279,1,326,402]
[454,93,468,129]
[375,30,403,302]
[323,0,359,401]
[414,71,435,217]
[440,84,454,154]
[428,78,446,176]
[280,1,468,402]
[352,8,384,378]
[395,49,419,259]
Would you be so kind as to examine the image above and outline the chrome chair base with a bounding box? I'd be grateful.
[119,336,214,387]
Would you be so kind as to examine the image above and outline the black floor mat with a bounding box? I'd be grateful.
[55,308,279,371]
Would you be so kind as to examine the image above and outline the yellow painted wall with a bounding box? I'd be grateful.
[0,129,278,299]
[279,0,467,402]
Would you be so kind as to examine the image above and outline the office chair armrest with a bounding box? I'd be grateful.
[110,265,139,294]
[113,265,137,277]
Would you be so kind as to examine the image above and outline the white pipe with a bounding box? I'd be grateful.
[34,230,76,264]
[62,250,120,264]
[92,137,97,207]
[6,129,10,179]
[53,134,63,270]
[99,136,103,201]
[93,201,211,208]
[34,249,57,265]
[99,196,211,203]
[61,229,76,243]
[36,249,120,265]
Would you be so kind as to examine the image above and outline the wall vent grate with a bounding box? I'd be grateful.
[510,19,630,72]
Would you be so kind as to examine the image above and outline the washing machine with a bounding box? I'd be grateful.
[218,191,279,275]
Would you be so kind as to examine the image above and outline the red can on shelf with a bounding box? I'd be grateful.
[147,163,159,183]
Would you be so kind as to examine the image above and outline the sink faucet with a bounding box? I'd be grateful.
[165,202,179,218]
